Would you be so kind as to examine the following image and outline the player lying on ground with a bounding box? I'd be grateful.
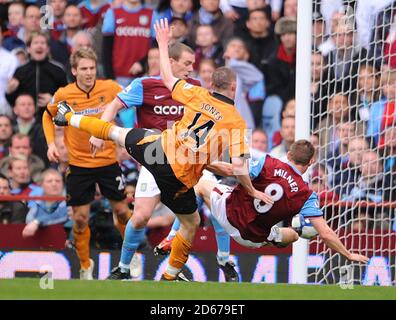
[194,140,369,263]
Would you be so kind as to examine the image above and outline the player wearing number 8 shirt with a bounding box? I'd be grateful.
[52,18,273,281]
[195,140,369,263]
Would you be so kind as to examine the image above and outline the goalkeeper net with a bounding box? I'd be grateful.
[308,0,396,285]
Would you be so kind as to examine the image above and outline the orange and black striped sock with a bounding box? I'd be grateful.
[66,113,114,140]
[163,232,192,279]
[73,225,91,270]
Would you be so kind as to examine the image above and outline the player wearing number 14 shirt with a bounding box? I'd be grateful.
[195,140,369,263]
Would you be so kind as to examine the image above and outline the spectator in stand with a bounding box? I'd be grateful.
[343,150,394,232]
[8,155,42,197]
[355,0,394,51]
[78,0,111,32]
[315,93,350,158]
[12,47,28,66]
[5,31,67,118]
[197,58,216,89]
[193,24,224,70]
[251,128,268,153]
[78,0,111,75]
[49,0,68,41]
[369,2,396,69]
[169,17,189,45]
[0,173,28,224]
[327,120,364,174]
[266,16,296,105]
[188,0,234,49]
[236,8,276,81]
[219,0,279,32]
[53,4,84,67]
[12,94,48,166]
[223,37,264,128]
[0,26,18,117]
[6,1,25,38]
[0,133,45,183]
[310,162,339,207]
[270,115,295,161]
[325,21,368,95]
[102,0,154,87]
[3,5,41,52]
[263,16,296,139]
[382,126,396,173]
[0,115,12,160]
[335,136,368,198]
[311,51,329,129]
[155,0,193,24]
[312,11,327,50]
[141,46,160,76]
[22,168,68,238]
[271,98,295,147]
[351,63,381,126]
[367,69,396,148]
[283,0,297,18]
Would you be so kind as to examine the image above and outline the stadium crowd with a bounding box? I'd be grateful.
[0,0,395,247]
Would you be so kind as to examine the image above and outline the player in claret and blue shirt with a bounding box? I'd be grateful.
[195,139,370,263]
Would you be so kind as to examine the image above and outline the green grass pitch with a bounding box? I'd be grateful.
[0,278,395,300]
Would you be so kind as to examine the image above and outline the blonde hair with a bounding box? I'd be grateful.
[70,47,97,69]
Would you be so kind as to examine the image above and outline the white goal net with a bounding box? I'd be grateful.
[307,0,396,285]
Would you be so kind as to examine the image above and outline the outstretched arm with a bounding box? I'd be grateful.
[154,18,178,91]
[309,216,369,263]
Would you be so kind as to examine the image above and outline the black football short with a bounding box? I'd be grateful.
[124,128,197,215]
[66,163,126,206]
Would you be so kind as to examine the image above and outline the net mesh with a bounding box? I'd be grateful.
[308,0,396,285]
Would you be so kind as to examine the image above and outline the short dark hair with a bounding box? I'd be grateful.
[211,67,236,91]
[289,140,315,166]
[168,42,194,60]
[248,8,270,21]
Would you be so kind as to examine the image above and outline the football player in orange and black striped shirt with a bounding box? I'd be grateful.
[53,19,273,281]
[43,48,131,279]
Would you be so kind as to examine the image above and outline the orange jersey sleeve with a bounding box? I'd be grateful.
[43,89,65,145]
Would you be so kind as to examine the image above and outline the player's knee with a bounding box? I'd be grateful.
[131,209,151,228]
[74,212,89,228]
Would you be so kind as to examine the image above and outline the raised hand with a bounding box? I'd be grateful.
[154,18,172,47]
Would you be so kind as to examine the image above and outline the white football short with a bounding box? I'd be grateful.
[209,183,281,248]
[135,166,161,197]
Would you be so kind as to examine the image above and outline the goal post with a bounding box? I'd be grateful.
[292,0,313,284]
[294,0,396,285]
